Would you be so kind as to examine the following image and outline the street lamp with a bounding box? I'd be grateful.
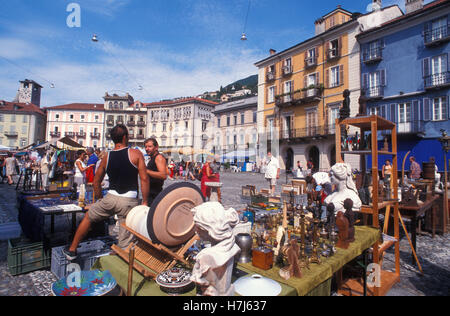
[439,129,450,233]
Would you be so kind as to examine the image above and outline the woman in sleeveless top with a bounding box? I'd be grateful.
[74,150,94,187]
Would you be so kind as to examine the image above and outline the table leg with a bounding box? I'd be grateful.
[72,213,77,235]
[363,249,368,297]
[432,204,436,239]
[411,215,417,265]
[51,215,55,234]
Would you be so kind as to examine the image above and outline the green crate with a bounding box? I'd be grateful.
[8,237,51,276]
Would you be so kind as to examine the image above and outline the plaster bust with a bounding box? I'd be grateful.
[324,163,362,214]
[190,202,240,296]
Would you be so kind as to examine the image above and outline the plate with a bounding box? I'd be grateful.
[51,270,117,296]
[147,183,204,247]
[233,274,282,296]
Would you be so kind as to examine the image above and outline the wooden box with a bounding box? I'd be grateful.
[252,248,274,270]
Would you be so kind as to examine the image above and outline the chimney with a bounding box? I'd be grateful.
[269,49,277,56]
[405,0,424,14]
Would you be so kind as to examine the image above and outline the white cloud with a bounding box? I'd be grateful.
[0,36,264,107]
[78,0,131,17]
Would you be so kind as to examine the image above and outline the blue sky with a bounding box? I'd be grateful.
[0,0,432,107]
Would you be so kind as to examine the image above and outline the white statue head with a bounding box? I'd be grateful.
[330,163,358,195]
[191,202,240,243]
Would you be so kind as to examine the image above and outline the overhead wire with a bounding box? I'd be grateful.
[0,54,55,88]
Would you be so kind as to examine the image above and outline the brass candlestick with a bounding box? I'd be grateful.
[309,219,321,265]
[298,211,310,270]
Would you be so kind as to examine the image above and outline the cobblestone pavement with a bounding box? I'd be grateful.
[0,172,449,296]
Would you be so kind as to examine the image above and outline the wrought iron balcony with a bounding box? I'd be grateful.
[305,57,317,68]
[90,132,100,139]
[397,120,426,135]
[424,72,450,90]
[136,134,145,140]
[363,47,383,64]
[282,65,293,76]
[106,120,114,126]
[50,131,61,138]
[275,88,322,108]
[4,131,18,137]
[65,132,76,138]
[266,71,276,82]
[277,125,336,142]
[424,25,450,46]
[363,86,384,99]
[77,132,86,138]
[137,121,146,127]
[127,120,136,126]
[327,49,340,61]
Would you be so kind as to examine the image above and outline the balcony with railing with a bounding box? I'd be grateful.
[363,47,383,64]
[4,131,18,137]
[424,24,450,46]
[305,57,317,68]
[65,132,76,138]
[277,124,335,142]
[137,121,146,127]
[364,86,384,100]
[397,120,426,135]
[50,131,61,138]
[424,72,450,90]
[136,134,145,140]
[275,88,323,108]
[327,48,340,61]
[266,71,276,82]
[90,132,100,139]
[77,132,86,138]
[282,65,293,76]
[106,120,114,126]
[127,120,136,126]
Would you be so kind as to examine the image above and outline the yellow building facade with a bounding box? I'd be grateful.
[255,5,403,171]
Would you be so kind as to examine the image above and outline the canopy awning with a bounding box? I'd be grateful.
[57,137,85,149]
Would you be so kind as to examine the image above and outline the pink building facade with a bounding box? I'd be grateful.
[46,103,105,148]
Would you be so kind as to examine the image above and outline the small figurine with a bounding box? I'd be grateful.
[336,211,350,249]
[279,239,302,280]
[382,136,389,152]
[190,202,241,296]
[343,199,355,243]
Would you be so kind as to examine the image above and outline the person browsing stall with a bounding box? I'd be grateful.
[63,125,149,260]
[144,138,167,205]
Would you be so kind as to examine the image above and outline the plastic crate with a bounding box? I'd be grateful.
[51,240,109,279]
[8,237,51,276]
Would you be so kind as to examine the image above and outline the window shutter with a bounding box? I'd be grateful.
[448,95,450,119]
[338,36,343,56]
[325,69,330,88]
[390,104,397,123]
[412,100,420,130]
[304,75,307,89]
[386,104,391,121]
[362,73,369,89]
[423,98,431,121]
[314,47,318,59]
[340,65,344,86]
[423,58,430,78]
[380,69,386,86]
[316,72,320,85]
[424,21,432,34]
[380,38,385,48]
[442,96,447,119]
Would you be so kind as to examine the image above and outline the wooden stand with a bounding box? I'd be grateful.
[335,115,400,296]
[111,223,198,279]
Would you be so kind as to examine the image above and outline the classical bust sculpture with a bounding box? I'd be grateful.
[324,163,362,214]
[190,202,241,296]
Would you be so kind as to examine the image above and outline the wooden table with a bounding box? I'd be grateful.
[397,196,439,265]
